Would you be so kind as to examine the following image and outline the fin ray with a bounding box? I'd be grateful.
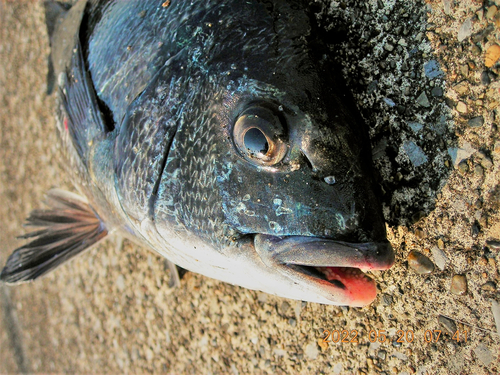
[1,189,108,284]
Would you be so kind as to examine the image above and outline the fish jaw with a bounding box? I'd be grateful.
[253,234,394,307]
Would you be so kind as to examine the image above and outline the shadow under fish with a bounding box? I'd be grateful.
[1,0,394,306]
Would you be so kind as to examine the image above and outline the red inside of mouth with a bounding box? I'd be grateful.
[316,266,377,306]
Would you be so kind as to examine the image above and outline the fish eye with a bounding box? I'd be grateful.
[233,106,287,166]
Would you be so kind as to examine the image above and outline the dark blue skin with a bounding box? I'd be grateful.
[1,0,394,306]
[83,0,387,242]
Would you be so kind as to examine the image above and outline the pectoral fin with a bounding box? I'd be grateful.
[1,189,107,284]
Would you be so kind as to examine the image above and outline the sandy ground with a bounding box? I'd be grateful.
[1,0,499,374]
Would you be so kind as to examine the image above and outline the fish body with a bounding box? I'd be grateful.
[1,0,394,306]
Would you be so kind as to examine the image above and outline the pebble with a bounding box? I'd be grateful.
[279,301,290,316]
[482,281,496,291]
[468,116,484,127]
[457,160,469,174]
[403,141,428,167]
[437,239,445,250]
[382,294,393,306]
[407,121,423,133]
[474,164,484,178]
[304,342,319,360]
[457,18,472,42]
[431,87,443,97]
[471,45,482,56]
[443,0,452,15]
[384,43,394,52]
[317,338,328,352]
[456,101,467,113]
[453,81,468,95]
[408,250,434,274]
[460,64,469,76]
[485,44,500,68]
[416,92,430,107]
[474,344,493,366]
[450,274,467,295]
[431,247,448,270]
[486,5,498,20]
[438,315,457,334]
[448,142,476,166]
[383,98,396,107]
[486,239,500,251]
[480,157,493,170]
[424,60,444,79]
[491,300,500,335]
[414,228,425,239]
[481,71,491,85]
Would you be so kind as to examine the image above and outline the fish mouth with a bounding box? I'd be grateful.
[254,234,394,306]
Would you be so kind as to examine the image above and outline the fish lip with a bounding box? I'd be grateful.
[253,234,394,306]
[254,234,394,270]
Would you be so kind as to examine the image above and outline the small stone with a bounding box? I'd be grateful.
[431,86,443,97]
[384,43,394,52]
[448,142,476,166]
[486,239,500,251]
[480,157,493,169]
[482,281,496,291]
[431,247,448,270]
[378,350,387,360]
[317,338,328,352]
[443,0,452,15]
[382,294,393,306]
[450,274,467,295]
[456,101,467,113]
[408,250,435,274]
[486,5,498,20]
[416,92,430,107]
[474,164,484,178]
[424,60,444,79]
[279,301,290,315]
[485,44,500,68]
[460,64,469,76]
[438,315,457,334]
[437,238,445,250]
[468,116,484,127]
[477,8,484,21]
[407,121,423,133]
[383,98,396,107]
[453,81,468,95]
[481,71,491,85]
[472,221,481,236]
[304,342,319,360]
[491,300,500,335]
[472,45,482,56]
[414,228,425,239]
[403,141,428,167]
[474,344,493,366]
[458,18,473,42]
[116,275,125,291]
[458,160,469,174]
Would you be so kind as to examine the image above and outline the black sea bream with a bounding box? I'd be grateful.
[1,0,394,306]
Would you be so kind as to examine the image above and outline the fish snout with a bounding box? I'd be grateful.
[253,234,395,306]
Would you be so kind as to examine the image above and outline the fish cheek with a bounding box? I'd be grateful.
[215,156,358,239]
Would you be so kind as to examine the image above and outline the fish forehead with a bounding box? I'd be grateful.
[86,0,312,127]
[90,1,333,236]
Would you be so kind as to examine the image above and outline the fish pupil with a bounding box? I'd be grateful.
[244,128,269,156]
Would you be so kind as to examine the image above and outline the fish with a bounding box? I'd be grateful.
[0,0,394,306]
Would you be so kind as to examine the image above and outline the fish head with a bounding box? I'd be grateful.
[102,0,394,306]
